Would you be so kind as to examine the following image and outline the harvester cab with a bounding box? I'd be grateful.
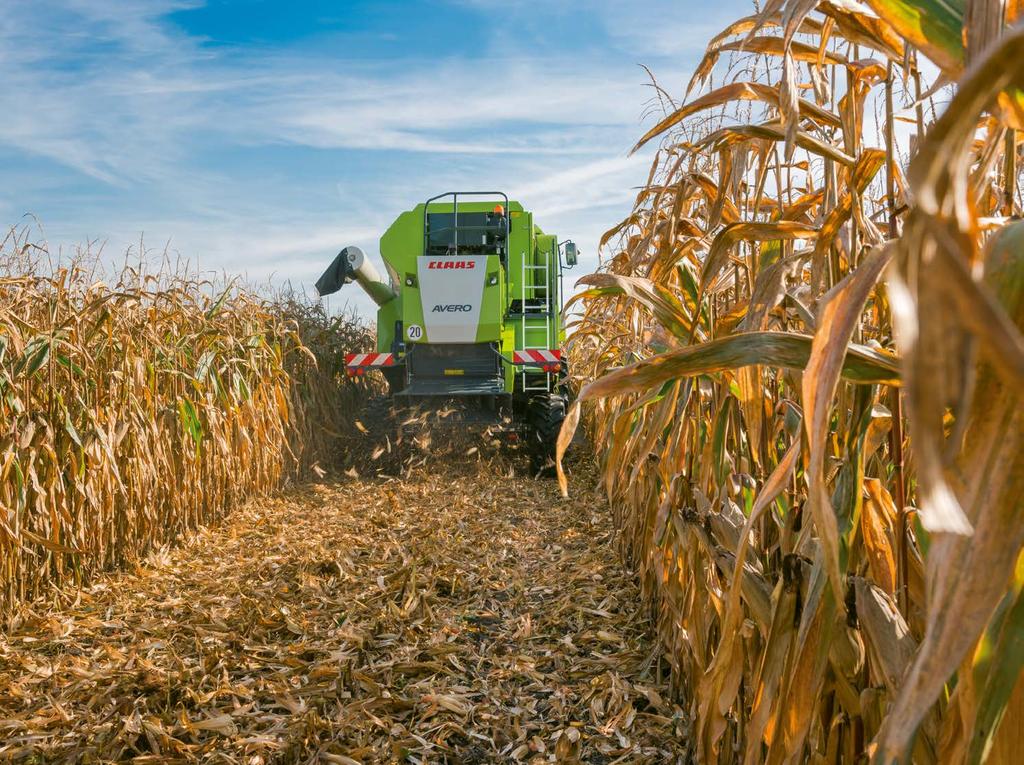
[316,191,574,469]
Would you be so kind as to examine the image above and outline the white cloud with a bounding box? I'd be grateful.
[0,5,646,183]
[0,1,207,183]
[1,0,743,318]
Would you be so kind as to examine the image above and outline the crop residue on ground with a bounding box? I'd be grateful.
[0,458,687,764]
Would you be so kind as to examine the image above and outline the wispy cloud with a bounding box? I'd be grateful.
[1,4,644,181]
[1,0,745,315]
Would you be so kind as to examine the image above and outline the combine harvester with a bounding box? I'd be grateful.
[316,192,577,471]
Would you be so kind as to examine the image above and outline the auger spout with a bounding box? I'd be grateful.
[315,245,397,307]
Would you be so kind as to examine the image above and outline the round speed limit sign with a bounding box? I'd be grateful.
[407,324,423,340]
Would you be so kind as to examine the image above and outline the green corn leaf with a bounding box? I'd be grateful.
[16,337,51,377]
[55,353,86,378]
[866,0,1024,125]
[863,0,964,75]
[967,560,1024,764]
[63,408,83,449]
[712,395,736,487]
[205,279,237,320]
[177,397,203,448]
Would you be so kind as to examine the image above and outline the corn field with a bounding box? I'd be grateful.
[0,230,373,618]
[559,2,1024,763]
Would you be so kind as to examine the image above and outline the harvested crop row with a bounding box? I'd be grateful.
[0,459,687,764]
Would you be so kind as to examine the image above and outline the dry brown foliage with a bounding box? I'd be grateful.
[560,5,1024,763]
[0,460,687,763]
[0,230,374,618]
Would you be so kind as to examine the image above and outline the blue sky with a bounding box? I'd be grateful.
[2,0,747,317]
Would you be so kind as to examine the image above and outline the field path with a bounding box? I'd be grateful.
[0,460,687,764]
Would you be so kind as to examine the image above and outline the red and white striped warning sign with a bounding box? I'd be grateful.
[512,349,562,364]
[344,352,395,368]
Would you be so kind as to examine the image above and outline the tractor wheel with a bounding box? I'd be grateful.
[526,394,567,477]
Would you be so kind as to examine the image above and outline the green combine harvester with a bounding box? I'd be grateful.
[315,192,577,469]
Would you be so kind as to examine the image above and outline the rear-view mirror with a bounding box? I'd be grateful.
[564,241,578,267]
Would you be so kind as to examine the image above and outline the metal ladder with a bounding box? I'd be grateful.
[520,245,552,393]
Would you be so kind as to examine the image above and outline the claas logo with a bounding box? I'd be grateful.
[427,260,476,269]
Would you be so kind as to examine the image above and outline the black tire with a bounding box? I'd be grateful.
[526,394,567,477]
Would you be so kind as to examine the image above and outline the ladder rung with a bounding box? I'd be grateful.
[521,247,551,384]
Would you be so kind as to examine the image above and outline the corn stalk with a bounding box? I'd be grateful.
[560,3,1024,762]
[0,232,374,619]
